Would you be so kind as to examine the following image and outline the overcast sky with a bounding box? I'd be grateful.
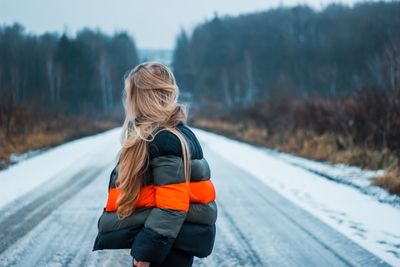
[1,0,362,49]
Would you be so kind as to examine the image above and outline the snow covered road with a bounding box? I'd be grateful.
[0,127,396,266]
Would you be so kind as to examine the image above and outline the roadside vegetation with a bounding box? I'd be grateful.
[190,87,400,195]
[0,24,139,168]
[174,2,400,195]
[0,112,119,169]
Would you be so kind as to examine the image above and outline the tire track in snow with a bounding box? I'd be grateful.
[0,165,107,254]
[246,179,354,266]
[216,201,264,266]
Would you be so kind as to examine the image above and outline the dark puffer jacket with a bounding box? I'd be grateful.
[92,122,217,265]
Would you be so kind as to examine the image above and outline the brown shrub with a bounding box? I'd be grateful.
[373,170,400,195]
[192,87,400,195]
[231,88,400,155]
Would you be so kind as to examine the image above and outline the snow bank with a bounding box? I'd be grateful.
[265,150,400,207]
[0,128,122,209]
[194,128,400,266]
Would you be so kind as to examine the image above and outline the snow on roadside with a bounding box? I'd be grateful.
[264,150,400,207]
[7,149,46,166]
[194,128,400,266]
[0,128,122,210]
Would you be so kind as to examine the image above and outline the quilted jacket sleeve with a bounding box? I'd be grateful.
[131,130,190,264]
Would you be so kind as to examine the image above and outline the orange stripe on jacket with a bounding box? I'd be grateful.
[105,179,216,213]
[189,180,216,203]
[105,188,119,212]
[135,185,156,208]
[155,183,190,212]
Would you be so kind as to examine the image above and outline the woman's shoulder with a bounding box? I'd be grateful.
[149,122,203,159]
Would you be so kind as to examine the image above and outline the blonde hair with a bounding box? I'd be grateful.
[116,61,191,219]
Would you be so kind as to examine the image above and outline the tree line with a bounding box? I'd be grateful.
[0,24,139,117]
[172,1,400,111]
[0,24,139,167]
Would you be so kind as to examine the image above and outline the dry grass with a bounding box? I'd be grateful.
[192,118,400,195]
[0,118,119,169]
[373,169,400,195]
[192,119,269,145]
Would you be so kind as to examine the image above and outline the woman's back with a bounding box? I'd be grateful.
[93,122,217,265]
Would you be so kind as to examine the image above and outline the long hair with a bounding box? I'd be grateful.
[116,61,191,219]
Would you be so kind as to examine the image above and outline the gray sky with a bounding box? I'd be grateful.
[1,0,360,49]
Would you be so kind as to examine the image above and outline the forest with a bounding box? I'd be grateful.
[0,24,139,167]
[172,1,400,193]
[173,2,400,106]
[1,1,399,193]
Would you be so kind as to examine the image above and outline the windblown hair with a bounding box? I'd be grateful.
[116,61,191,219]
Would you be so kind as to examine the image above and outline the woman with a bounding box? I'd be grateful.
[93,61,218,267]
